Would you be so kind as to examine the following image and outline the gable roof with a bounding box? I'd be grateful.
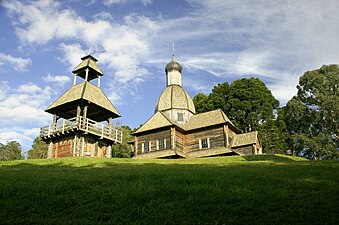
[45,81,120,118]
[231,131,258,148]
[133,111,175,134]
[182,109,236,131]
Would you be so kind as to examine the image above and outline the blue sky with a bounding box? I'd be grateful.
[1,0,339,153]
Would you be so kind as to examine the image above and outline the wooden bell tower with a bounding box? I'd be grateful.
[40,55,122,158]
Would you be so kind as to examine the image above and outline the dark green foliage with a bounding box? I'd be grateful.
[193,93,210,113]
[0,141,24,161]
[284,65,339,159]
[257,109,288,154]
[208,82,230,113]
[27,137,48,159]
[228,78,279,132]
[0,156,338,225]
[112,126,133,158]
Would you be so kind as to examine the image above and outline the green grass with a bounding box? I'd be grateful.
[0,155,338,225]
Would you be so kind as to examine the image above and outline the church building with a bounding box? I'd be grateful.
[131,55,262,158]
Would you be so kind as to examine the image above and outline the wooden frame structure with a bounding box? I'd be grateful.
[40,55,122,158]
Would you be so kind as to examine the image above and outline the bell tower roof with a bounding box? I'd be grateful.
[72,54,103,81]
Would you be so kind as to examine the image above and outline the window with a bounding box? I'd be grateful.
[199,138,210,149]
[158,139,166,150]
[144,142,150,153]
[177,113,184,122]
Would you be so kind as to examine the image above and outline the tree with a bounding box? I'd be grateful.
[193,93,210,113]
[27,137,48,159]
[112,125,134,158]
[228,78,279,132]
[193,78,286,154]
[284,65,339,159]
[257,108,288,154]
[0,141,24,161]
[208,82,230,113]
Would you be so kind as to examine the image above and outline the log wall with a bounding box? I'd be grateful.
[185,126,225,153]
[136,129,171,154]
[232,145,253,155]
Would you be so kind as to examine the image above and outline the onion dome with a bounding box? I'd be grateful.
[165,55,182,74]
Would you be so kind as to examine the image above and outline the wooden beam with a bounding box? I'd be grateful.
[82,105,88,129]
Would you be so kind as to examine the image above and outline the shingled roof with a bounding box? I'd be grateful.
[155,85,195,114]
[133,111,175,134]
[183,109,236,131]
[45,81,120,119]
[134,109,238,134]
[231,131,259,148]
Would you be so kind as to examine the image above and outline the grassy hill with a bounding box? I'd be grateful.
[0,155,338,225]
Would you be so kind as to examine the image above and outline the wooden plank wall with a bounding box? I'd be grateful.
[136,129,171,154]
[185,126,225,153]
[232,145,253,155]
[52,136,74,158]
[175,130,184,151]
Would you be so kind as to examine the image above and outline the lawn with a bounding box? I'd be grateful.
[0,155,338,225]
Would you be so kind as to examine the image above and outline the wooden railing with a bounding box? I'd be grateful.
[40,116,122,143]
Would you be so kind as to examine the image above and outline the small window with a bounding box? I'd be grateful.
[177,113,184,122]
[199,138,210,149]
[158,139,166,150]
[144,142,149,153]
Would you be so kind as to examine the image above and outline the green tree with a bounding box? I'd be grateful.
[112,125,133,158]
[257,108,288,154]
[193,93,210,113]
[208,82,230,113]
[284,65,339,159]
[193,78,286,154]
[228,78,279,132]
[27,137,48,159]
[0,141,24,161]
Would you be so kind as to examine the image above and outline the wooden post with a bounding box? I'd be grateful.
[73,134,77,157]
[108,117,112,137]
[82,105,88,129]
[76,105,81,128]
[52,114,57,130]
[134,136,138,155]
[85,68,89,81]
[107,145,112,158]
[81,137,85,156]
[224,125,229,147]
[62,120,65,134]
[48,141,53,158]
[171,127,176,149]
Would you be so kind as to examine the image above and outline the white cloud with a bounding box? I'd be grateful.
[17,83,41,93]
[3,0,339,107]
[43,74,71,86]
[0,81,54,151]
[103,0,127,6]
[150,0,339,104]
[0,53,32,71]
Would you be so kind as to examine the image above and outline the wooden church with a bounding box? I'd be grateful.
[131,55,262,158]
[40,55,122,158]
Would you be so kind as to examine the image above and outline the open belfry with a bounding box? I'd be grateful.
[40,55,122,158]
[131,55,262,158]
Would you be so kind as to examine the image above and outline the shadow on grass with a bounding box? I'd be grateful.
[0,157,338,225]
